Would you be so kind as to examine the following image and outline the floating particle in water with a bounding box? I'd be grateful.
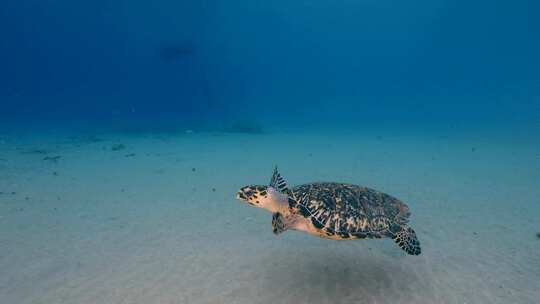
[191,168,196,172]
[124,153,136,157]
[536,232,540,239]
[154,168,166,174]
[53,171,58,176]
[212,188,216,192]
[471,147,476,152]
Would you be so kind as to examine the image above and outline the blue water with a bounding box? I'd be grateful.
[1,2,540,303]
[1,1,538,131]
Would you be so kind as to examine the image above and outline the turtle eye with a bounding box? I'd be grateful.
[242,186,255,196]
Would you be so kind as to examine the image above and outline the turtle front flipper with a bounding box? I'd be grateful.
[272,212,287,235]
[269,166,290,195]
[391,225,421,255]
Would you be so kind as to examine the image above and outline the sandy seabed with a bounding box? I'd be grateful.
[1,128,539,304]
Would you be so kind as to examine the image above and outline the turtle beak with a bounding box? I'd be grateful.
[236,187,251,202]
[236,186,258,206]
[236,190,247,201]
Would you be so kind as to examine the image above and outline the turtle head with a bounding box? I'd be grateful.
[236,185,288,212]
[236,185,269,206]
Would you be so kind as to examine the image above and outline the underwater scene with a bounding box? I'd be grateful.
[1,1,539,303]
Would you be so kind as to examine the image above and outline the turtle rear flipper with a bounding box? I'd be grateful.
[392,226,421,255]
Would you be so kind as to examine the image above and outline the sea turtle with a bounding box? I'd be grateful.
[236,167,421,255]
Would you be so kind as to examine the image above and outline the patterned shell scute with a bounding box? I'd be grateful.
[291,183,410,238]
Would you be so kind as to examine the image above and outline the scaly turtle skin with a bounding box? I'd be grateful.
[236,167,421,255]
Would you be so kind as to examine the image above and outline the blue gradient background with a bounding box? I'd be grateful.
[1,1,538,130]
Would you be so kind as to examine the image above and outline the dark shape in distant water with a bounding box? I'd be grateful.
[68,134,104,144]
[111,144,126,151]
[43,156,61,162]
[22,149,49,155]
[536,232,540,239]
[159,44,194,62]
[227,121,264,134]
